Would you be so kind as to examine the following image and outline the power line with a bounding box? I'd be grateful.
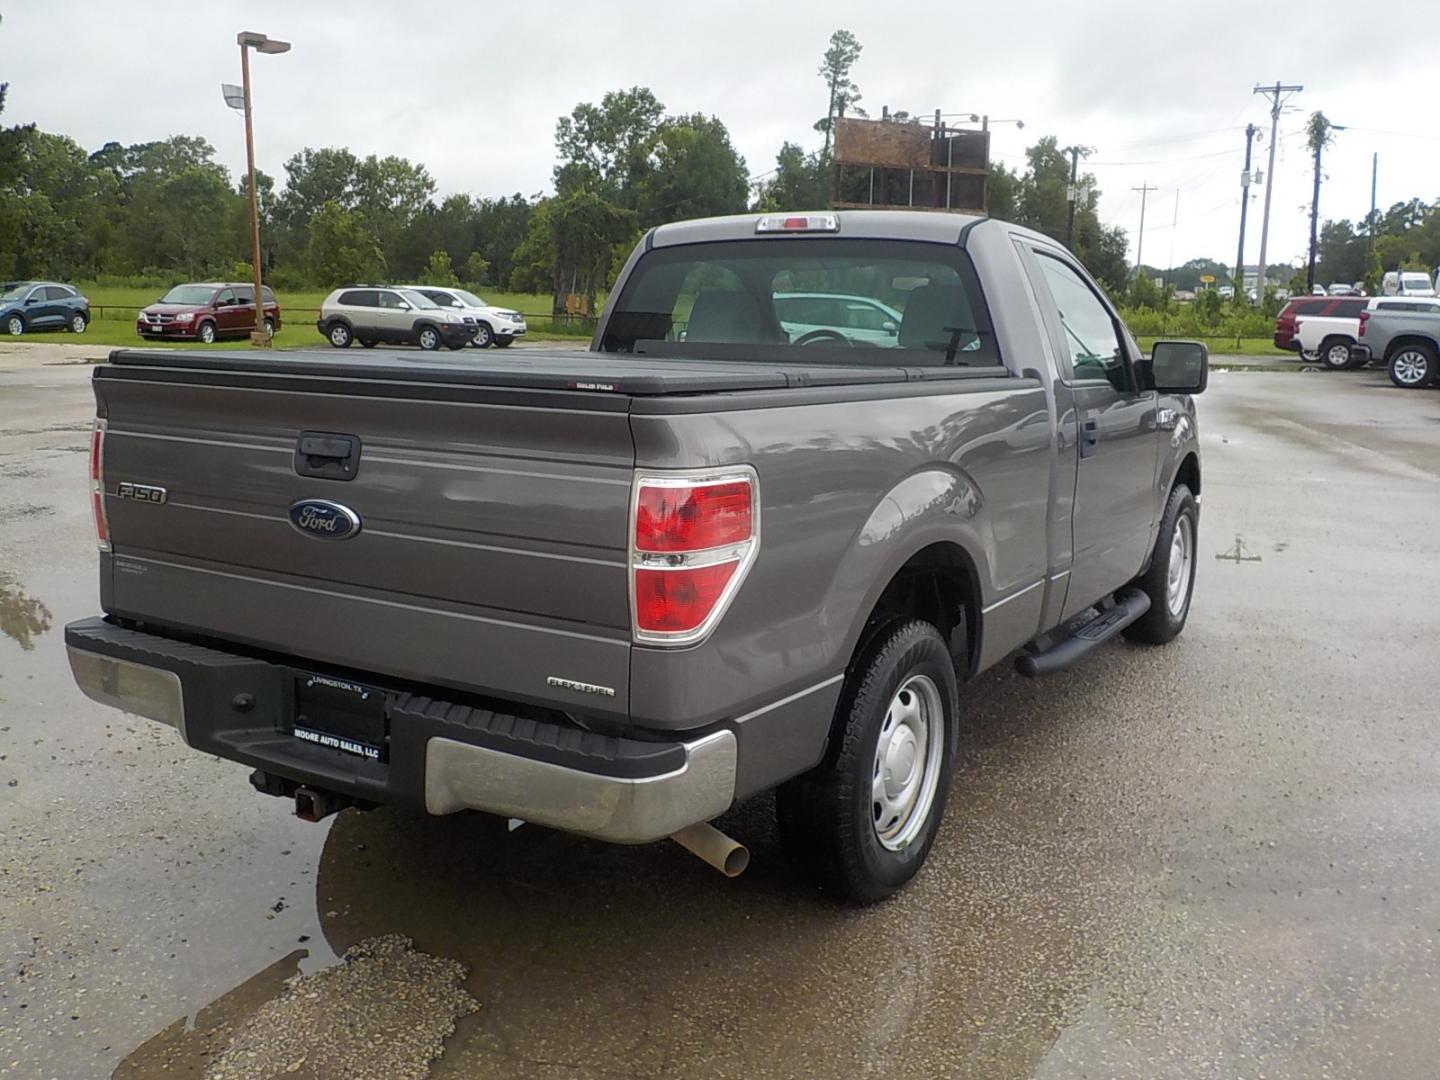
[1088,147,1240,166]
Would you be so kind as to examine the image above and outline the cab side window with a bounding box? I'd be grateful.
[1035,254,1130,392]
[214,288,236,308]
[378,291,405,309]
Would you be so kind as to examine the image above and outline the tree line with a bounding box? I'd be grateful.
[12,28,1428,312]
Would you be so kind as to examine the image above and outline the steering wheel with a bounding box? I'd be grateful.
[793,329,852,347]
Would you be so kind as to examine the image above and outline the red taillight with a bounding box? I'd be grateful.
[636,480,752,553]
[90,418,110,552]
[631,470,758,642]
[1358,310,1370,337]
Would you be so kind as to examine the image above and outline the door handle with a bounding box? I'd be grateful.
[1079,418,1100,459]
[295,431,361,480]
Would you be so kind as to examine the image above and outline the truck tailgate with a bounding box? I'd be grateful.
[93,351,637,717]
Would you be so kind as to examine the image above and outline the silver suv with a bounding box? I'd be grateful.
[409,286,527,348]
[316,287,475,351]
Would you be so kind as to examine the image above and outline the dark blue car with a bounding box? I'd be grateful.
[1,281,91,336]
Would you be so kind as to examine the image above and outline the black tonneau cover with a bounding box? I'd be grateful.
[104,347,992,397]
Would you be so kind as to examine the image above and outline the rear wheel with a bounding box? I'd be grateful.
[445,338,467,351]
[197,321,217,344]
[263,317,276,337]
[1319,336,1354,370]
[1122,482,1197,644]
[360,339,377,349]
[472,323,494,348]
[327,322,353,349]
[776,619,958,904]
[417,326,441,351]
[1388,344,1436,388]
[69,313,88,334]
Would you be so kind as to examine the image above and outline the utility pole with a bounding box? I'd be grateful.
[1064,145,1091,249]
[1235,123,1258,298]
[1132,183,1157,278]
[1368,152,1378,262]
[1253,81,1303,303]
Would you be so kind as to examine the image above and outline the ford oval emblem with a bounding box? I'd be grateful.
[287,499,361,540]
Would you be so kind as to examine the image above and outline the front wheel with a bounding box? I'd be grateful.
[776,620,959,904]
[196,321,217,344]
[328,322,353,348]
[69,313,88,334]
[1388,344,1436,389]
[417,327,441,351]
[1319,337,1354,371]
[1122,482,1197,644]
[6,314,25,336]
[472,323,494,348]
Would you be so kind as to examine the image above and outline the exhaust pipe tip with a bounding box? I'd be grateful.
[670,821,749,878]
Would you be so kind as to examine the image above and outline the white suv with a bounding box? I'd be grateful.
[316,287,475,351]
[409,286,527,348]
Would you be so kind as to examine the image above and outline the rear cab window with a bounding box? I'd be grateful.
[600,238,1000,367]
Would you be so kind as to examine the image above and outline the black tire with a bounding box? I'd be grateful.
[1388,343,1436,389]
[493,336,514,348]
[4,314,23,336]
[472,322,494,348]
[327,321,353,349]
[417,326,442,351]
[263,317,276,337]
[1319,336,1355,370]
[776,619,959,904]
[69,312,88,334]
[197,321,217,345]
[360,339,377,349]
[1122,483,1198,645]
[444,338,467,351]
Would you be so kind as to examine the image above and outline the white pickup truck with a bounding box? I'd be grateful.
[1297,296,1440,370]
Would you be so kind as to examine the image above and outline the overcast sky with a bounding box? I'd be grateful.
[7,0,1439,272]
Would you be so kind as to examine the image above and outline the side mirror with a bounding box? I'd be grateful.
[1148,340,1208,394]
[397,302,411,311]
[882,320,898,335]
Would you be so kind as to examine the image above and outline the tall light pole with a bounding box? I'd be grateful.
[224,31,290,347]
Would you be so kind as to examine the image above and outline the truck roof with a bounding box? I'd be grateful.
[649,210,989,249]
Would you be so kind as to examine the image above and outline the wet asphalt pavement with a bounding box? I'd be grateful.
[2,344,1439,1079]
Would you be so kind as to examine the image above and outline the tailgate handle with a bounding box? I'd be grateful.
[295,431,361,481]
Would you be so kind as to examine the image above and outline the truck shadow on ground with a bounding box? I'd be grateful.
[116,640,1185,1079]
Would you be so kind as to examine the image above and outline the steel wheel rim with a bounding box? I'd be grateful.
[6,316,21,335]
[1326,344,1350,367]
[420,329,438,349]
[474,326,492,347]
[71,315,86,333]
[1394,352,1428,384]
[1167,513,1194,617]
[872,673,944,851]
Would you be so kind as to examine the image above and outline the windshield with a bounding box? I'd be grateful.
[0,283,32,301]
[601,238,999,366]
[159,285,217,306]
[452,289,487,307]
[1401,275,1434,291]
[400,290,440,310]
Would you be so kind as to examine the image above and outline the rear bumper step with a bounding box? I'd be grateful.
[1014,588,1151,677]
[64,617,735,844]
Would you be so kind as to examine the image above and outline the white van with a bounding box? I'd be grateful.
[1382,270,1436,297]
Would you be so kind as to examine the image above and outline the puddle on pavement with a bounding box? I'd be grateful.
[0,572,52,650]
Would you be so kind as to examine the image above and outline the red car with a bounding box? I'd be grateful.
[137,282,281,343]
[1274,295,1368,352]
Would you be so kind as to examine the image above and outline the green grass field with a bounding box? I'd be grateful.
[51,283,593,349]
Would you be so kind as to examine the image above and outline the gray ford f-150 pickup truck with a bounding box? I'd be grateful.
[66,211,1207,902]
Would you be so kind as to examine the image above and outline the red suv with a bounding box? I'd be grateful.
[1274,296,1368,352]
[137,282,281,343]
